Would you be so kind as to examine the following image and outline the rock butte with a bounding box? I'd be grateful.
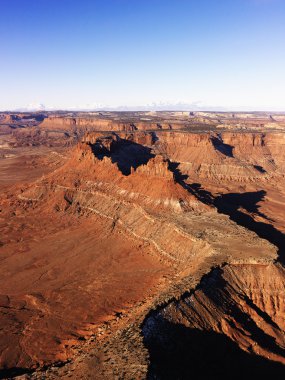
[0,111,285,379]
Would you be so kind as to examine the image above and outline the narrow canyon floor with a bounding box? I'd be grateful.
[0,111,285,379]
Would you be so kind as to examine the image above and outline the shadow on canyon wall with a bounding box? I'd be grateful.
[211,136,234,158]
[199,268,285,359]
[167,159,285,263]
[143,319,285,380]
[214,190,285,264]
[90,137,154,175]
[185,183,285,264]
[0,367,33,380]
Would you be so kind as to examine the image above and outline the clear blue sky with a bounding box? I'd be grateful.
[0,0,284,111]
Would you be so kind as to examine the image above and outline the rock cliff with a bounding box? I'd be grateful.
[143,263,285,378]
[1,115,285,378]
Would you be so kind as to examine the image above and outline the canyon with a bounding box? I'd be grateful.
[0,111,285,379]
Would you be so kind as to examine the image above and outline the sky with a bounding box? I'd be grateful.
[0,0,284,111]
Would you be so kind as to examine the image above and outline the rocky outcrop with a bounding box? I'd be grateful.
[154,131,285,182]
[222,132,285,173]
[9,111,285,148]
[46,135,211,213]
[0,114,14,124]
[1,117,285,378]
[39,117,177,132]
[135,155,173,179]
[143,263,285,378]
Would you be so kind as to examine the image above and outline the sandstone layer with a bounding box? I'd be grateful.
[0,112,285,379]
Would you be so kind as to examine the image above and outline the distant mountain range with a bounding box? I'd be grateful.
[2,102,285,113]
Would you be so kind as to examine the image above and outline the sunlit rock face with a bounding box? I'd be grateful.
[1,112,285,378]
[143,263,285,379]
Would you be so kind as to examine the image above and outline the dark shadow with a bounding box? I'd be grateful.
[241,293,281,330]
[215,190,269,218]
[176,180,285,264]
[150,132,159,143]
[199,268,285,359]
[89,134,155,175]
[143,317,285,380]
[186,182,214,205]
[0,367,33,379]
[211,136,234,157]
[214,191,285,264]
[168,162,189,182]
[167,165,214,207]
[254,165,267,173]
[130,123,137,130]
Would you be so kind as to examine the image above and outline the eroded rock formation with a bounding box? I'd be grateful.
[0,112,285,379]
[143,263,285,378]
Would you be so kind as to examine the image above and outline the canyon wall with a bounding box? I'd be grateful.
[1,121,285,378]
[155,131,285,182]
[143,263,285,378]
[39,117,183,132]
